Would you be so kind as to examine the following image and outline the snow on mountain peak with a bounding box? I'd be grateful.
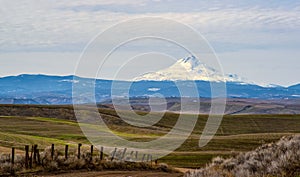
[180,55,198,64]
[177,55,203,71]
[134,55,248,83]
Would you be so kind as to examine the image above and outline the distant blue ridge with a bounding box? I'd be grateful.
[0,74,299,105]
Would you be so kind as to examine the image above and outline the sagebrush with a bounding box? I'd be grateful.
[185,135,300,177]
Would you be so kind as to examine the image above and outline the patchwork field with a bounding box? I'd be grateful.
[0,105,299,169]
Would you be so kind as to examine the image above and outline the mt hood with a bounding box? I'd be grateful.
[134,55,248,83]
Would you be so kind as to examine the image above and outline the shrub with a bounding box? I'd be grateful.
[185,135,300,177]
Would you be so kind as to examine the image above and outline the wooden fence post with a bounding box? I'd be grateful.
[65,145,69,160]
[29,145,33,169]
[77,143,82,159]
[135,151,138,160]
[146,154,150,162]
[121,148,127,160]
[90,145,94,161]
[129,151,134,161]
[130,151,134,156]
[25,145,29,169]
[33,144,38,164]
[111,148,117,161]
[142,154,146,162]
[51,144,55,160]
[100,146,104,160]
[11,147,15,165]
[36,149,41,165]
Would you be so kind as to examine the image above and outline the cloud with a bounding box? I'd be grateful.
[0,0,299,53]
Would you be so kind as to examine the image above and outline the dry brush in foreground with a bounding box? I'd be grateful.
[185,135,300,177]
[0,146,178,176]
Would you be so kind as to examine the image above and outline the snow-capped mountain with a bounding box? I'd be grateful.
[0,74,299,105]
[134,55,249,83]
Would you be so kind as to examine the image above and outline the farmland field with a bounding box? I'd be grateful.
[0,105,300,168]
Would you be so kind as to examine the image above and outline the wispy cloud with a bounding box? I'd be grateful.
[0,0,299,53]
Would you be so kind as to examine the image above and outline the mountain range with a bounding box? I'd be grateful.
[0,56,299,105]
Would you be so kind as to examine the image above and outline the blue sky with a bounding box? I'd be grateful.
[0,0,299,86]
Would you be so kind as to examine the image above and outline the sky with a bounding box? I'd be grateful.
[0,0,299,86]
